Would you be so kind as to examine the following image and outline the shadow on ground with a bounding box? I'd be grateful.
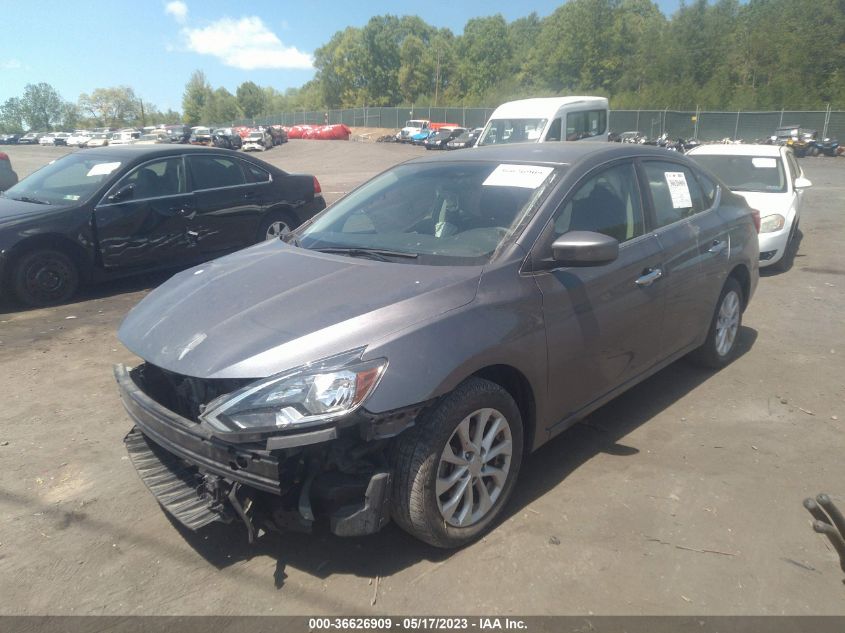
[168,326,758,587]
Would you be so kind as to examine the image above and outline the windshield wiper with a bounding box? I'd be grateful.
[314,247,418,262]
[11,196,51,205]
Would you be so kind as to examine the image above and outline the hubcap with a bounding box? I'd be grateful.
[265,220,291,240]
[715,290,740,356]
[436,408,512,527]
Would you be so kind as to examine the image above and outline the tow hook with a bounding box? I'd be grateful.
[227,482,256,544]
[804,493,845,572]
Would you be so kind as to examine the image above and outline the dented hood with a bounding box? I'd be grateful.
[118,239,481,379]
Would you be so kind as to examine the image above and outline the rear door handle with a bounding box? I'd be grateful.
[708,240,728,254]
[635,267,663,287]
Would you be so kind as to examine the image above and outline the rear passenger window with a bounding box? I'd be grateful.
[242,161,271,183]
[695,171,718,208]
[566,110,607,140]
[187,156,246,190]
[643,161,707,228]
[552,162,644,243]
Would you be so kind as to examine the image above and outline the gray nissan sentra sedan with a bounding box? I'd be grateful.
[115,143,759,548]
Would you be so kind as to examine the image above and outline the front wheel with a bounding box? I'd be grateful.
[11,248,80,307]
[688,277,743,368]
[390,378,524,548]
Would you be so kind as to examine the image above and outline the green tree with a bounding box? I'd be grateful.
[78,86,141,127]
[201,87,242,125]
[0,97,25,133]
[19,83,65,131]
[236,81,267,119]
[182,70,212,126]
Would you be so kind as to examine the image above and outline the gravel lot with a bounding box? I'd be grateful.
[0,141,843,615]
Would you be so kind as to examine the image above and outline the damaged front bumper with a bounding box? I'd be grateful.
[115,363,409,541]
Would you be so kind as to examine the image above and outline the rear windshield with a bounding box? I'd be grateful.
[691,154,787,193]
[298,161,561,266]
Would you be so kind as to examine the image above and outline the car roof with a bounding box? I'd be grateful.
[79,144,249,160]
[687,144,783,157]
[490,96,608,119]
[409,141,688,166]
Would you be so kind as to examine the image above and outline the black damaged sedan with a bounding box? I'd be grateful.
[0,145,325,306]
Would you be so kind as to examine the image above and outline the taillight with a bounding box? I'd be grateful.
[750,208,761,233]
[313,176,322,195]
[0,152,8,161]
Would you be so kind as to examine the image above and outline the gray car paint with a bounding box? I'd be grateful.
[118,143,758,453]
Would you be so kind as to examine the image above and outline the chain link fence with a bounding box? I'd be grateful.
[234,107,845,141]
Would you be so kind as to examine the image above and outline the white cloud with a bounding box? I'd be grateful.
[165,1,188,23]
[182,16,312,70]
[1,59,22,70]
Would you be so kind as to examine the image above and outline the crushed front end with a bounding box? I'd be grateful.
[115,363,424,541]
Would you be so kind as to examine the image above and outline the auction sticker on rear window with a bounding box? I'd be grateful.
[484,164,554,189]
[665,171,692,208]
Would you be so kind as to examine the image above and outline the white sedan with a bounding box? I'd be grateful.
[688,144,811,270]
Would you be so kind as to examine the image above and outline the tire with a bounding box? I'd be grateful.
[11,248,80,307]
[390,377,524,548]
[688,277,743,369]
[256,212,296,242]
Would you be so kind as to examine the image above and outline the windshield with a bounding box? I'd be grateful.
[691,154,787,193]
[297,161,560,266]
[405,120,426,128]
[2,153,123,205]
[477,118,548,146]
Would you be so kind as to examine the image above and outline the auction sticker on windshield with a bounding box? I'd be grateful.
[483,164,554,189]
[87,162,121,177]
[665,171,693,208]
[752,157,778,168]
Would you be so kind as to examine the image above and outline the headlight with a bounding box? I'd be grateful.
[759,214,786,233]
[200,350,386,436]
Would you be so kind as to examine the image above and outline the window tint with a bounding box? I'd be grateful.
[545,118,562,141]
[565,110,607,140]
[695,171,718,207]
[552,162,644,243]
[643,161,707,228]
[242,161,271,183]
[188,156,246,190]
[115,158,185,199]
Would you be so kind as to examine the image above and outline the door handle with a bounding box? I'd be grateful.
[708,240,728,254]
[635,267,663,287]
[243,190,256,199]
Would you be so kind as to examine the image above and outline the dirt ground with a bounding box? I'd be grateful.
[0,141,843,616]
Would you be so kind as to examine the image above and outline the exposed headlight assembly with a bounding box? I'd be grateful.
[200,349,386,437]
[759,214,786,233]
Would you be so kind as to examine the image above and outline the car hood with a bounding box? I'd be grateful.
[733,191,793,217]
[118,240,482,380]
[0,197,71,223]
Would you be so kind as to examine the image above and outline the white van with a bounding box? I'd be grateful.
[476,96,609,147]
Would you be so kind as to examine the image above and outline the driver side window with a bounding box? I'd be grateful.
[552,162,644,243]
[113,158,186,200]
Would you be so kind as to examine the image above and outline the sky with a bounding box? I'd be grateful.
[1,0,683,113]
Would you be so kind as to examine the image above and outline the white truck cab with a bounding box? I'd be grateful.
[398,119,431,142]
[476,96,609,147]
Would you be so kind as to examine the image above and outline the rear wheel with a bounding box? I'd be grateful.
[11,248,80,307]
[688,277,743,369]
[390,378,523,548]
[256,212,295,242]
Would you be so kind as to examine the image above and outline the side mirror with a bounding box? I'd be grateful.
[794,176,812,189]
[550,231,619,267]
[108,183,134,203]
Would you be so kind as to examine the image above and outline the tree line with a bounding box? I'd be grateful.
[3,0,843,132]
